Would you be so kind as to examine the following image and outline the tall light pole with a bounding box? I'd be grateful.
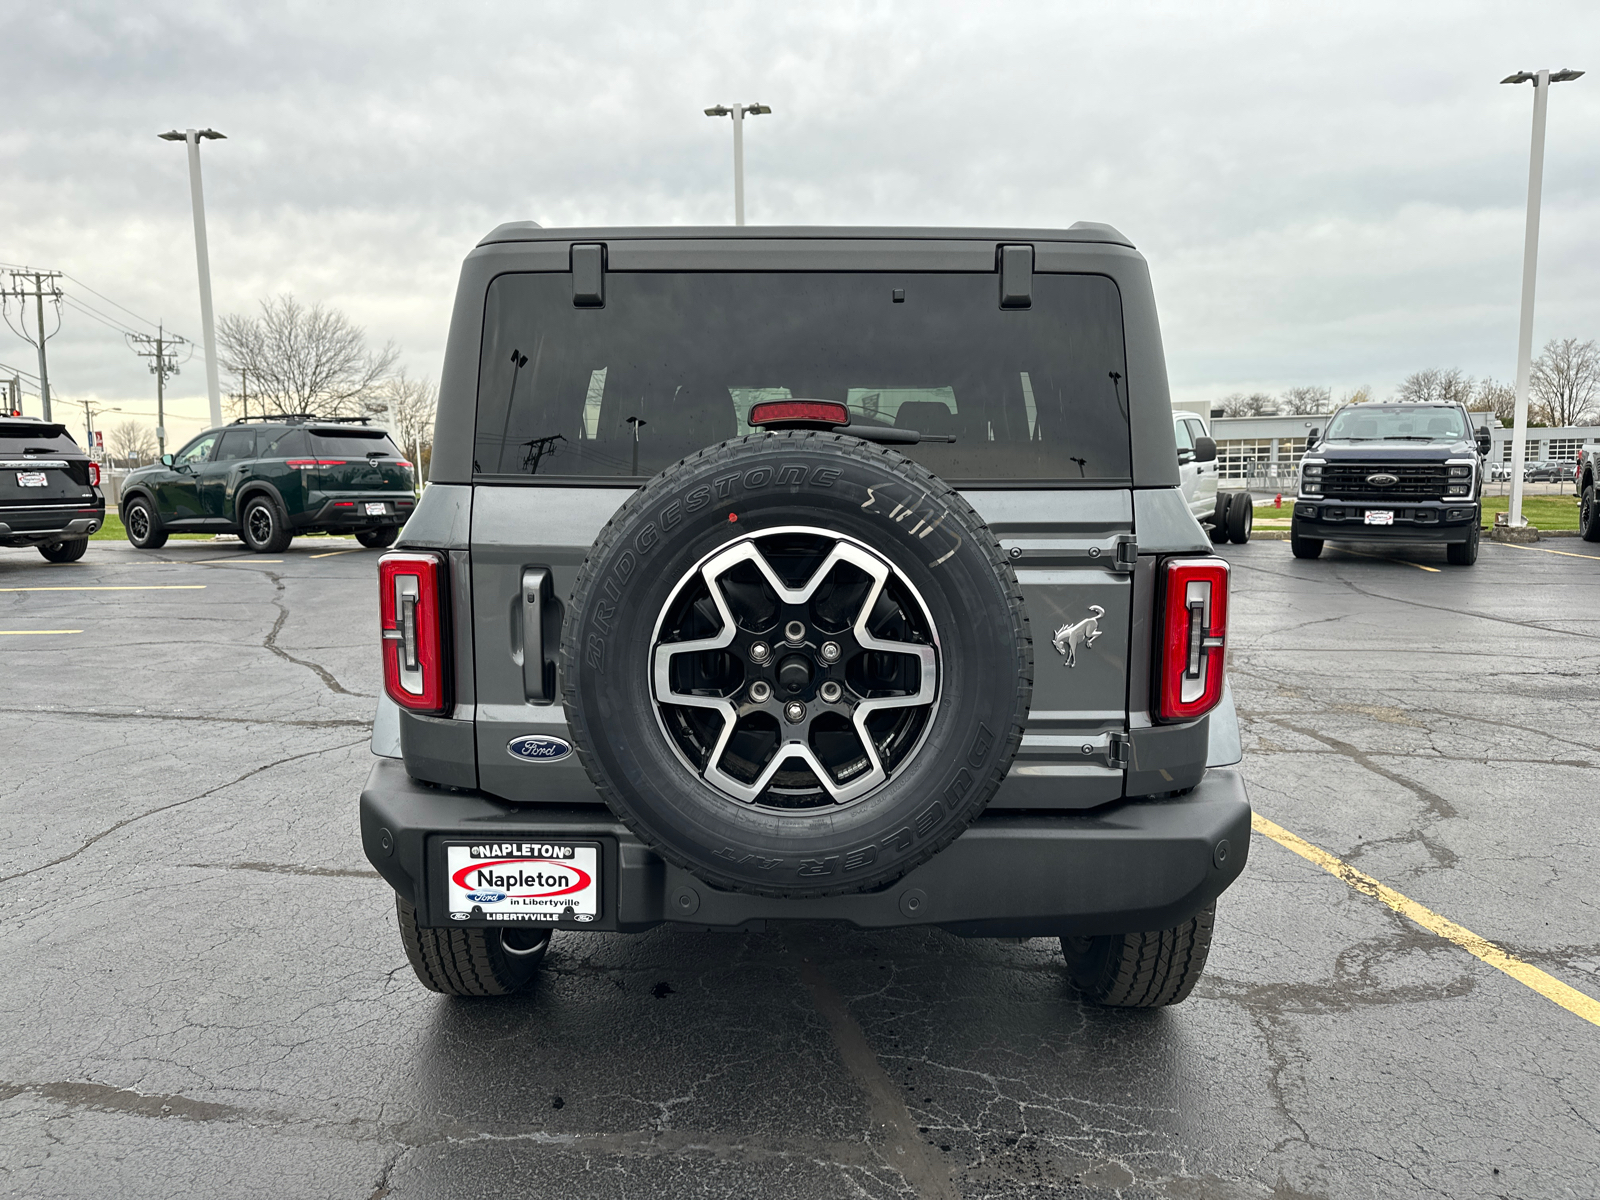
[159,128,226,430]
[1500,69,1583,528]
[704,103,771,225]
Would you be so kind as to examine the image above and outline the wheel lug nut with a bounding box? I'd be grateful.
[750,641,770,664]
[820,681,842,703]
[749,680,772,703]
[784,700,806,724]
[820,641,841,663]
[784,620,805,644]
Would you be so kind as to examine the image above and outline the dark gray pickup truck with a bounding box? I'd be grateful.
[361,223,1249,1006]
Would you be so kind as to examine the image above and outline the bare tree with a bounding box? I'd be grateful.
[371,370,438,479]
[1396,367,1474,405]
[1338,384,1376,406]
[218,294,398,419]
[1530,338,1600,428]
[1475,377,1516,426]
[1217,391,1277,417]
[106,419,157,466]
[1280,385,1331,416]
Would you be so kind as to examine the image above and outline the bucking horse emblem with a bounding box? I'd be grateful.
[1052,605,1105,668]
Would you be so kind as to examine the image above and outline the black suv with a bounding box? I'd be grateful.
[1291,401,1490,566]
[118,415,416,553]
[0,417,105,562]
[360,224,1251,1007]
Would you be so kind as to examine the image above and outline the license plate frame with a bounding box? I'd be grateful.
[15,472,48,488]
[1364,510,1394,526]
[440,839,602,926]
[364,501,388,516]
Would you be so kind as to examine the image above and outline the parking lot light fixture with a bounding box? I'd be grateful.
[1501,69,1583,528]
[704,103,772,226]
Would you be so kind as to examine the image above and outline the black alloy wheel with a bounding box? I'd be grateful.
[240,495,292,553]
[124,497,168,550]
[1582,486,1600,543]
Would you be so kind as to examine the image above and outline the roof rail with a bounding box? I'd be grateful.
[227,413,373,426]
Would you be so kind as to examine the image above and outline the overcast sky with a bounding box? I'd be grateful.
[2,0,1596,445]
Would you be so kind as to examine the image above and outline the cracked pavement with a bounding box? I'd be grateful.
[1,535,1596,1199]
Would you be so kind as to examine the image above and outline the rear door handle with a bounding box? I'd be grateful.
[521,567,550,701]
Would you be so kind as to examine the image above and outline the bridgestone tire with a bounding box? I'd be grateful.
[356,526,400,549]
[1208,493,1230,542]
[124,497,168,550]
[1582,486,1600,542]
[396,896,550,996]
[1226,493,1252,543]
[1061,903,1215,1007]
[38,539,88,563]
[240,495,292,553]
[1289,524,1323,559]
[1446,521,1480,567]
[561,431,1032,898]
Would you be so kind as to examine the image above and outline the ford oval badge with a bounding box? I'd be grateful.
[507,734,572,763]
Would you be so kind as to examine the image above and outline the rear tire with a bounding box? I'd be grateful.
[124,497,168,550]
[1226,494,1253,543]
[239,495,293,553]
[1581,485,1600,542]
[1208,493,1231,542]
[1061,903,1215,1008]
[356,526,399,549]
[1289,523,1323,559]
[1446,522,1480,566]
[395,896,550,996]
[38,538,88,563]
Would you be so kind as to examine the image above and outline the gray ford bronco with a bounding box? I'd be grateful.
[361,224,1250,1006]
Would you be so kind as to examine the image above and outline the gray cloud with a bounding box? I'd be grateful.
[2,0,1596,442]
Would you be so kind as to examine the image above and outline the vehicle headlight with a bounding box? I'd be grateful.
[1446,483,1469,496]
[1302,464,1323,477]
[1448,465,1471,478]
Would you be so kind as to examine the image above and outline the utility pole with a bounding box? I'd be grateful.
[160,128,226,429]
[1501,67,1584,528]
[127,325,186,457]
[3,270,63,421]
[704,103,772,225]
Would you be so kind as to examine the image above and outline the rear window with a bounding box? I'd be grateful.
[0,421,79,456]
[308,429,402,458]
[472,272,1131,485]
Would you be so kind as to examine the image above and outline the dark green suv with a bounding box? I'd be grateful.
[119,415,416,553]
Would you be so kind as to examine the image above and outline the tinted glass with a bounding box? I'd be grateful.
[263,427,307,457]
[174,434,217,466]
[0,422,78,455]
[214,429,259,461]
[474,272,1130,484]
[1325,405,1468,441]
[309,430,402,457]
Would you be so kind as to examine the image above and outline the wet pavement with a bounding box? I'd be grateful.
[0,534,1596,1199]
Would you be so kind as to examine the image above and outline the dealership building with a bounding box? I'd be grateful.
[1173,402,1600,484]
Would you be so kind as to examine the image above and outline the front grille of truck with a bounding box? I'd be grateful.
[1322,461,1449,501]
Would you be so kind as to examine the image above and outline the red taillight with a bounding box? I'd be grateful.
[1157,557,1229,722]
[87,462,100,487]
[749,400,850,427]
[286,458,318,467]
[379,551,449,713]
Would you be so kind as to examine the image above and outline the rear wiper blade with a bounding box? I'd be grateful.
[838,425,955,445]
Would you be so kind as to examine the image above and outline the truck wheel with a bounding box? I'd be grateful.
[1208,494,1230,542]
[1446,522,1480,566]
[395,896,550,996]
[356,527,399,549]
[1289,523,1322,559]
[240,495,293,553]
[124,497,168,550]
[1061,903,1215,1007]
[37,538,89,563]
[1226,494,1253,543]
[1582,486,1600,543]
[561,431,1031,899]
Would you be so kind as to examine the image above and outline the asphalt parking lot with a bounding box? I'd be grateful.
[1,534,1597,1199]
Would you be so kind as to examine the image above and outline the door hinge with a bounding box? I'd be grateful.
[1109,732,1131,769]
[1113,535,1138,572]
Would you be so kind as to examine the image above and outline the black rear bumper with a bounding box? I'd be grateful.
[1293,500,1478,543]
[359,757,1251,938]
[0,501,104,545]
[303,496,414,528]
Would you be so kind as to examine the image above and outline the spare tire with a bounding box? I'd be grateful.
[561,431,1031,898]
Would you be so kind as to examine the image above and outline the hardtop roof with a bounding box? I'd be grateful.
[477,221,1134,249]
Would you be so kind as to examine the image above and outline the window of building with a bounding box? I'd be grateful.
[1547,438,1583,462]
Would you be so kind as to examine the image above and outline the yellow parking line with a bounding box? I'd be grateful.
[1323,546,1441,573]
[0,585,206,592]
[1494,541,1600,562]
[309,548,361,558]
[0,630,82,635]
[1252,813,1600,1029]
